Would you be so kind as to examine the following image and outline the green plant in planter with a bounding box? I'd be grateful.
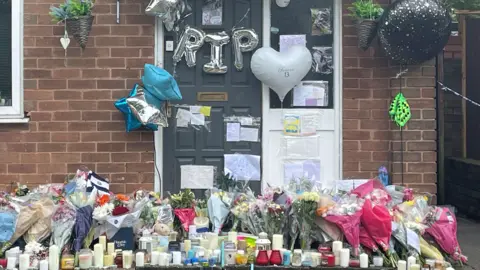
[49,0,95,23]
[348,0,384,21]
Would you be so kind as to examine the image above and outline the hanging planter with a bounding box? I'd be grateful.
[49,0,95,50]
[355,19,379,50]
[348,0,384,51]
[66,15,94,49]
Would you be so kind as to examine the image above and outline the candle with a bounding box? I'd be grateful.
[78,251,93,269]
[103,254,114,266]
[94,244,104,267]
[135,252,145,267]
[158,253,167,266]
[339,248,350,267]
[151,251,160,266]
[228,231,237,243]
[7,258,16,270]
[410,264,421,270]
[122,251,133,269]
[373,256,383,267]
[49,245,59,270]
[206,233,219,250]
[398,260,407,270]
[359,253,368,268]
[107,243,115,256]
[19,254,29,270]
[184,240,191,253]
[39,260,48,270]
[200,239,209,249]
[272,234,283,250]
[332,241,343,266]
[407,256,416,268]
[446,268,455,270]
[99,236,107,253]
[172,251,181,265]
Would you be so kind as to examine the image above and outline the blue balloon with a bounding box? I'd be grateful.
[142,64,182,101]
[114,84,159,132]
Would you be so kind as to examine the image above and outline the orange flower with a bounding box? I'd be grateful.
[97,194,110,206]
[116,194,129,202]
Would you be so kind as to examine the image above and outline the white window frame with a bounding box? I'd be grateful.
[0,0,27,122]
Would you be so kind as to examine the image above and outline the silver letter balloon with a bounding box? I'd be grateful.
[145,0,191,31]
[203,32,230,74]
[377,0,451,65]
[232,28,259,71]
[173,26,206,67]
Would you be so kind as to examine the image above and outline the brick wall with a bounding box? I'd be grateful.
[342,0,438,197]
[0,0,155,193]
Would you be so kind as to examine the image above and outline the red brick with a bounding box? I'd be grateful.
[98,143,125,152]
[68,122,97,131]
[8,164,37,174]
[38,122,68,131]
[82,111,111,121]
[82,69,110,78]
[51,153,81,163]
[37,143,66,152]
[97,80,126,89]
[38,164,67,174]
[111,25,141,36]
[69,101,97,110]
[68,80,97,89]
[141,152,154,162]
[95,37,126,47]
[24,69,52,79]
[81,132,111,142]
[83,90,112,100]
[82,153,110,163]
[110,173,138,183]
[52,69,81,79]
[6,143,36,152]
[67,143,96,152]
[39,101,68,111]
[112,153,141,162]
[53,111,81,121]
[52,132,80,142]
[54,91,82,100]
[38,79,66,89]
[111,69,141,78]
[97,163,126,173]
[97,58,126,68]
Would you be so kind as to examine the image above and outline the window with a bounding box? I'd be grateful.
[0,0,25,121]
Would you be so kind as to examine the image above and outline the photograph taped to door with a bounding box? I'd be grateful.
[279,135,320,158]
[283,159,321,186]
[224,115,261,142]
[181,165,217,189]
[282,110,322,136]
[311,8,332,36]
[202,0,223,26]
[174,105,212,132]
[312,46,333,74]
[292,81,329,107]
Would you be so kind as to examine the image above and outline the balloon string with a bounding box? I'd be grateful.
[230,8,251,33]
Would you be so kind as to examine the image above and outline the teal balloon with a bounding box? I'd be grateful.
[115,84,159,132]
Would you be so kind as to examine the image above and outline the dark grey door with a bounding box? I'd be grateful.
[163,0,263,196]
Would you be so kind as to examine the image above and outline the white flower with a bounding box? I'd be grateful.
[25,241,45,254]
[93,203,114,220]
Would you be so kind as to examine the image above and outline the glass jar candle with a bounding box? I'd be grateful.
[78,249,93,269]
[235,250,248,265]
[122,251,133,269]
[60,254,74,270]
[292,250,302,267]
[114,250,123,268]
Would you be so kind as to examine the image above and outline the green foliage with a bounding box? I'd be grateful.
[170,189,195,209]
[49,0,94,23]
[444,0,480,11]
[348,0,384,20]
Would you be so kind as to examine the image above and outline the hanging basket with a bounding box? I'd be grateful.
[66,15,94,50]
[356,19,378,51]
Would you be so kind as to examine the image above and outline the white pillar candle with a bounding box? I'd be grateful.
[227,231,237,243]
[206,233,219,250]
[332,241,343,266]
[39,260,48,270]
[158,253,167,266]
[373,256,384,267]
[135,252,145,267]
[94,243,104,267]
[7,258,16,270]
[48,245,59,270]
[200,238,209,249]
[410,264,421,270]
[397,260,407,270]
[359,253,368,268]
[184,240,191,252]
[99,236,107,253]
[272,234,283,250]
[446,267,455,270]
[151,251,160,266]
[107,243,115,255]
[339,248,350,267]
[19,254,29,270]
[172,251,181,265]
[407,256,416,268]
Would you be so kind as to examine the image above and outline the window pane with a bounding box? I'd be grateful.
[0,0,11,107]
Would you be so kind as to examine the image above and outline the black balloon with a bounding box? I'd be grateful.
[378,0,451,65]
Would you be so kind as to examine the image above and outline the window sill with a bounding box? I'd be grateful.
[0,117,30,124]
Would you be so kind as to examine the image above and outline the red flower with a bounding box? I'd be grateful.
[112,206,129,216]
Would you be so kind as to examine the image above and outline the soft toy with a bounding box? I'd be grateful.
[153,222,170,236]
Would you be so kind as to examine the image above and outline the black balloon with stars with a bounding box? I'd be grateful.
[378,0,452,66]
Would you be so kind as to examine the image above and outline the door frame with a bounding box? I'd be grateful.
[154,0,343,196]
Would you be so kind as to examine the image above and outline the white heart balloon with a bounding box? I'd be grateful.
[251,46,312,101]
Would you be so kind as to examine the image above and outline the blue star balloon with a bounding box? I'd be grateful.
[115,84,159,132]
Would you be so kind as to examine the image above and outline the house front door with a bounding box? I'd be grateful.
[161,0,263,195]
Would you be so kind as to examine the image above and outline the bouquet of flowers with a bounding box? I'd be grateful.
[0,196,17,245]
[68,190,95,253]
[245,199,266,235]
[208,190,233,233]
[291,191,319,249]
[112,194,130,216]
[50,201,76,254]
[170,189,196,236]
[264,202,286,237]
[24,241,48,268]
[194,199,208,218]
[231,193,250,232]
[24,197,55,244]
